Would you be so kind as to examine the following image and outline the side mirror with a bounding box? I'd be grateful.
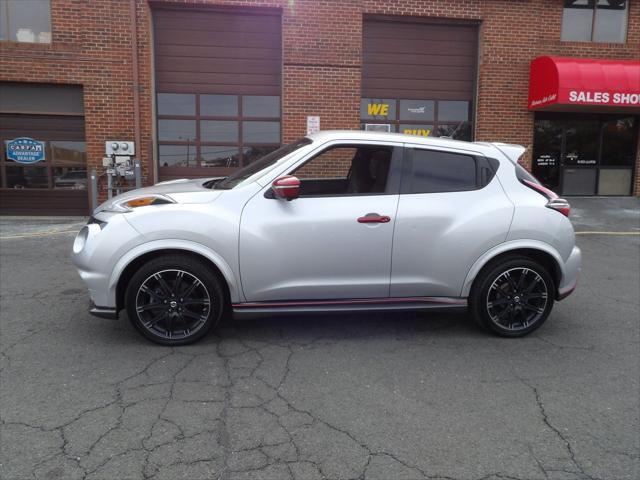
[272,175,300,200]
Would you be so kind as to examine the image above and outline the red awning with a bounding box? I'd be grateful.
[528,56,640,110]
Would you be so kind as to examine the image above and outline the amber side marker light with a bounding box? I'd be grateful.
[521,179,571,218]
[125,197,166,208]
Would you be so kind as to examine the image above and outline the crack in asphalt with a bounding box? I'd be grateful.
[2,323,637,480]
[3,237,639,480]
[515,376,603,480]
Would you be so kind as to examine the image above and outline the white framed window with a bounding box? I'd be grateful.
[561,0,629,43]
[0,0,52,43]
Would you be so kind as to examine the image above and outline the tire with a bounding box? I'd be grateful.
[124,254,225,345]
[469,256,555,337]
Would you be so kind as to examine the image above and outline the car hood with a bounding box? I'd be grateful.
[95,177,225,213]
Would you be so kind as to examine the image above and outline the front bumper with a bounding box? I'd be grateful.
[90,301,118,319]
[72,213,143,310]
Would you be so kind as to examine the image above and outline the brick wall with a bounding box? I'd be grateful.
[1,0,638,204]
[0,0,149,200]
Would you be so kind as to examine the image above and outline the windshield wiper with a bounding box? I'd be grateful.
[204,177,227,189]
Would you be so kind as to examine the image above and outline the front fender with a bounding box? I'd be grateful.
[460,240,565,297]
[108,239,242,306]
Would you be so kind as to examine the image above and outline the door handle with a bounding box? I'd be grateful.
[357,213,391,224]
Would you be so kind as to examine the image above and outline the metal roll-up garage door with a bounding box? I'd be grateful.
[153,7,282,180]
[361,18,478,141]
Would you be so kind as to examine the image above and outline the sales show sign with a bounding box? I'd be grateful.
[6,137,46,164]
[528,56,640,110]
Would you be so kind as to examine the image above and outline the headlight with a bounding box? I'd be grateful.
[100,194,175,213]
[73,226,89,254]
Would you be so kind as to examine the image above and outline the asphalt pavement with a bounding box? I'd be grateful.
[1,197,638,480]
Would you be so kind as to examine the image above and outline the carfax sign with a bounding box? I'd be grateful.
[6,137,46,164]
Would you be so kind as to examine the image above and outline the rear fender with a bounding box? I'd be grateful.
[461,240,564,297]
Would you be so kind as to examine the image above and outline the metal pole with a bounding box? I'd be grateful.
[107,172,113,199]
[134,159,141,189]
[90,169,98,212]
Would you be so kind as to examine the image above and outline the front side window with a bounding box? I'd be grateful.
[292,145,394,196]
[0,0,51,43]
[407,149,477,194]
[214,138,312,190]
[561,0,629,43]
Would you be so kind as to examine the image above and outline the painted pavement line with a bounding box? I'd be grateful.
[575,231,640,236]
[0,229,80,239]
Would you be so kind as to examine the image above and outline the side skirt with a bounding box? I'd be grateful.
[232,296,467,319]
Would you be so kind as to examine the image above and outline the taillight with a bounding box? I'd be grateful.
[521,179,571,217]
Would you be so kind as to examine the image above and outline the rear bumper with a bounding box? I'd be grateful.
[557,245,581,300]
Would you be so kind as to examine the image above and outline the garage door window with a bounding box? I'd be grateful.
[361,99,472,141]
[157,93,281,174]
[1,140,86,190]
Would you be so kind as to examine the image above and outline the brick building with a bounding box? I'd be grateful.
[0,0,638,215]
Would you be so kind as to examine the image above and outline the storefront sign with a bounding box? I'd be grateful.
[528,56,640,110]
[367,103,389,116]
[402,128,431,137]
[568,91,639,106]
[534,154,556,167]
[306,116,320,134]
[6,137,46,164]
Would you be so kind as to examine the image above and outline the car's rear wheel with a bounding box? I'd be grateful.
[470,256,554,337]
[125,254,224,345]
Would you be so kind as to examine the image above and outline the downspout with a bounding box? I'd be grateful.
[130,0,147,184]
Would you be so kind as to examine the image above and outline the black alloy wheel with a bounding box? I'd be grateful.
[125,254,224,345]
[470,256,555,337]
[486,267,548,331]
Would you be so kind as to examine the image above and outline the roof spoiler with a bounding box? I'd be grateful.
[489,143,526,164]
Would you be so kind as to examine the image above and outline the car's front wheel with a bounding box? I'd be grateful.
[470,256,555,337]
[125,254,224,345]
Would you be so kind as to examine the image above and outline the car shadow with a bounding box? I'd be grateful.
[98,310,484,347]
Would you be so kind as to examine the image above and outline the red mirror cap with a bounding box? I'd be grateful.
[272,175,300,200]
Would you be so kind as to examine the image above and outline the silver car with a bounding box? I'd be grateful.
[72,131,581,345]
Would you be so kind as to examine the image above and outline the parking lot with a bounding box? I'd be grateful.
[1,198,638,480]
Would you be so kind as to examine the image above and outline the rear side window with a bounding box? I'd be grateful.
[407,149,477,193]
[514,161,540,185]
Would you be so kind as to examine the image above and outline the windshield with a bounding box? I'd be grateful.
[213,138,313,190]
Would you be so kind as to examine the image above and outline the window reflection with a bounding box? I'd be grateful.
[201,95,238,117]
[201,121,238,143]
[243,146,279,165]
[6,166,48,188]
[157,93,195,116]
[158,145,196,167]
[201,146,240,168]
[51,141,87,190]
[435,123,471,140]
[437,101,469,122]
[601,117,636,166]
[156,93,282,170]
[158,119,196,142]
[242,96,279,117]
[242,121,280,143]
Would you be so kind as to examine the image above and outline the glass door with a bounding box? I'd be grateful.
[532,119,562,191]
[532,113,638,196]
[598,116,636,195]
[561,118,599,195]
